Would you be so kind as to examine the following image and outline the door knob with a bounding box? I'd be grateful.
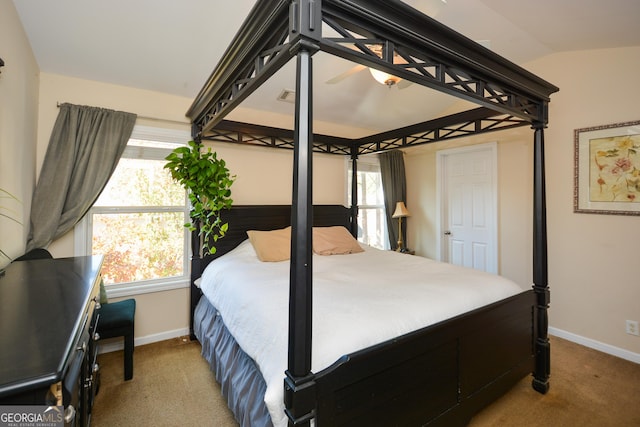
[444,231,452,236]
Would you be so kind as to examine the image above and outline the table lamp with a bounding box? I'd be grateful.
[392,201,410,252]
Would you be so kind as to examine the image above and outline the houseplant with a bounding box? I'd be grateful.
[164,140,235,255]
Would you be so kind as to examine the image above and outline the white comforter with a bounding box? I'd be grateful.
[199,240,522,427]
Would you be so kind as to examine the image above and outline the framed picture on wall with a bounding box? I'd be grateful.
[574,120,640,215]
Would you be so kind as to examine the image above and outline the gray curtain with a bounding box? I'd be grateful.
[26,103,137,251]
[379,150,407,250]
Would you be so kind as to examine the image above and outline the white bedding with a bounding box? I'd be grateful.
[199,240,522,427]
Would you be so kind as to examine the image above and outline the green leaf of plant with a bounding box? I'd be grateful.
[164,140,234,255]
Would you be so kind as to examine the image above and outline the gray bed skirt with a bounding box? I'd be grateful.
[194,296,274,427]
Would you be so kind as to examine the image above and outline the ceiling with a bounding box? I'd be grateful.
[13,0,640,135]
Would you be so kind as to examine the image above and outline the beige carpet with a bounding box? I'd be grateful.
[92,337,237,427]
[92,336,640,426]
[468,337,640,427]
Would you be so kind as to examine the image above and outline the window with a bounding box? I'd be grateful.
[347,155,389,250]
[75,126,190,297]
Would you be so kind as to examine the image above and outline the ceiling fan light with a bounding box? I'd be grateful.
[369,68,401,87]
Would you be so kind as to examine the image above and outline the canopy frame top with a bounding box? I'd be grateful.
[186,0,558,155]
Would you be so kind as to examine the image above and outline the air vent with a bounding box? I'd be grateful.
[277,89,296,103]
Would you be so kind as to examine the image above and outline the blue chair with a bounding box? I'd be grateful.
[96,298,136,381]
[15,249,136,381]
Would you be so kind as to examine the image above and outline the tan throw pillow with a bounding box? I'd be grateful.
[313,226,364,255]
[246,227,291,262]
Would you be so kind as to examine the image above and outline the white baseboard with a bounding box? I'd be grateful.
[98,327,190,354]
[549,327,640,364]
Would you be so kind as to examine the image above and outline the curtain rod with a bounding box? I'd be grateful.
[56,102,191,126]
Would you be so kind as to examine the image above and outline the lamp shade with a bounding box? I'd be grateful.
[392,201,410,218]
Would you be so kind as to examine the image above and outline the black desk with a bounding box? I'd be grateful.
[0,256,103,426]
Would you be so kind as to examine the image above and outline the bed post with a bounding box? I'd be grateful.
[189,131,203,340]
[350,147,359,237]
[532,120,551,394]
[288,44,314,376]
[284,1,321,425]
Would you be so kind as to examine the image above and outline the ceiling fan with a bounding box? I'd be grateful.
[325,38,491,89]
[323,42,411,88]
[326,63,413,89]
[323,0,453,89]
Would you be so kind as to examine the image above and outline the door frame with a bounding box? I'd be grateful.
[435,142,498,273]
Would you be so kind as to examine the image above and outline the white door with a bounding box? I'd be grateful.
[437,143,498,274]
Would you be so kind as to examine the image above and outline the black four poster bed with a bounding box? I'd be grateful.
[185,1,558,426]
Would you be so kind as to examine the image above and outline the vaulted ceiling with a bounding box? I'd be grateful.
[13,0,640,134]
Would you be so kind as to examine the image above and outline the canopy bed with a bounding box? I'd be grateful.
[185,1,558,426]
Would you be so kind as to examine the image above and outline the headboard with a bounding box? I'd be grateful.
[189,204,353,337]
[193,204,353,267]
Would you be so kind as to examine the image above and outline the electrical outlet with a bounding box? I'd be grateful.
[626,320,639,336]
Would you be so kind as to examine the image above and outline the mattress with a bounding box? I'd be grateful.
[198,240,522,427]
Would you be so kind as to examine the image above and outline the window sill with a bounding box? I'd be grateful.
[105,277,189,299]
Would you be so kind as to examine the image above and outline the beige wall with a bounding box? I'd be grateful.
[37,73,345,341]
[0,0,39,268]
[528,46,640,358]
[208,141,346,206]
[405,46,640,359]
